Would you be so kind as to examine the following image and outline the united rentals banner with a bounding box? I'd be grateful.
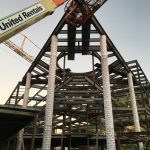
[0,3,46,35]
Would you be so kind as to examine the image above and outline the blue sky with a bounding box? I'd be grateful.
[0,0,150,104]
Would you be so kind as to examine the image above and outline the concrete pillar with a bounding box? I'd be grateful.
[42,35,58,150]
[23,72,31,107]
[100,35,116,150]
[128,72,143,149]
[30,114,38,150]
[16,72,31,150]
[16,129,24,150]
[6,140,10,150]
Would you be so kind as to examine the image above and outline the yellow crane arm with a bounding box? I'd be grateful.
[0,0,66,43]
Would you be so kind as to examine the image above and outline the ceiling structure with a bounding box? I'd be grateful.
[0,105,38,141]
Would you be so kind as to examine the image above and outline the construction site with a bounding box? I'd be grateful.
[0,0,150,150]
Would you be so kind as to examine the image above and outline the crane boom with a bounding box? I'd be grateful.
[0,0,107,43]
[3,39,34,63]
[0,0,66,43]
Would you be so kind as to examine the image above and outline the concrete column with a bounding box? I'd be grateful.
[128,72,143,149]
[23,72,31,107]
[30,114,38,150]
[100,35,116,150]
[42,35,58,150]
[16,72,31,150]
[16,129,24,150]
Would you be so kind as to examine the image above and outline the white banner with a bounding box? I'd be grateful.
[0,3,46,35]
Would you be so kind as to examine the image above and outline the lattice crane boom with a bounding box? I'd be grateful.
[3,37,34,63]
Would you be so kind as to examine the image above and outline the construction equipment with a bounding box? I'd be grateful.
[0,0,66,43]
[3,38,34,63]
[0,0,107,43]
[64,0,107,26]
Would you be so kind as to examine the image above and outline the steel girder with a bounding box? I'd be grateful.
[4,13,150,148]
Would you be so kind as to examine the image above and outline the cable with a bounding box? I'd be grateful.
[19,33,41,50]
[0,45,30,66]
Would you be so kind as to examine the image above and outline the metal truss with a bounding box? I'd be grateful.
[5,13,150,149]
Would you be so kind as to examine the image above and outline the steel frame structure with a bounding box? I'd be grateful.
[4,13,150,149]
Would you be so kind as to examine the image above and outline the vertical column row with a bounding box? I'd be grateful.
[100,35,142,150]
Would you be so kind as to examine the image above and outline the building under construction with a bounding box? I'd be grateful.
[0,0,150,150]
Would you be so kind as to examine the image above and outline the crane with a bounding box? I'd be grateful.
[3,37,34,63]
[0,0,107,43]
[2,33,44,64]
[0,0,66,43]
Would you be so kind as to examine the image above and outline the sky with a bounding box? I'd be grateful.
[0,0,150,104]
